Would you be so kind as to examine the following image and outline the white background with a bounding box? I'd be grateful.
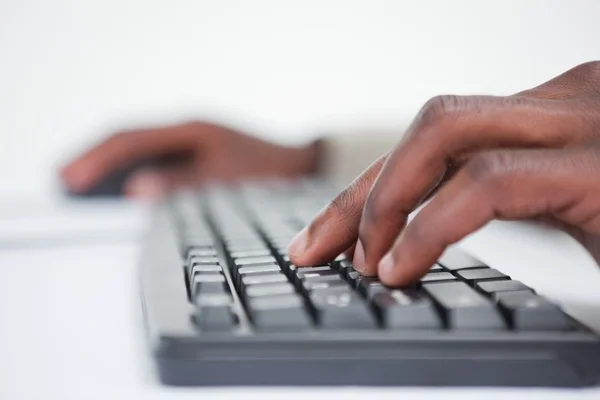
[1,0,600,191]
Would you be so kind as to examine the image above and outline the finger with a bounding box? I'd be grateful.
[516,61,600,100]
[287,155,386,266]
[62,122,203,191]
[343,243,357,261]
[421,159,463,201]
[377,147,600,286]
[124,165,200,199]
[355,95,600,275]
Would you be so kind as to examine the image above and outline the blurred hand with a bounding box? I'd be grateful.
[62,121,321,197]
[288,61,600,286]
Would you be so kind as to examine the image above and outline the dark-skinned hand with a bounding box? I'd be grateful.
[288,61,600,286]
[61,122,321,198]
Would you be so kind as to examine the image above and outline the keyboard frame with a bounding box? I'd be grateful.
[140,203,600,387]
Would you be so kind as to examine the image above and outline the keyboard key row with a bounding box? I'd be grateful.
[184,213,573,333]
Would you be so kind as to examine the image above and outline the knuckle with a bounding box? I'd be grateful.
[419,94,465,126]
[552,61,600,97]
[106,130,138,151]
[183,120,202,128]
[571,61,600,80]
[411,95,479,142]
[182,120,210,133]
[112,130,133,141]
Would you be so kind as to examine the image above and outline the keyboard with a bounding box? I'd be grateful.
[139,180,600,387]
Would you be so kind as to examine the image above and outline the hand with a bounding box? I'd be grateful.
[61,121,322,197]
[288,61,600,286]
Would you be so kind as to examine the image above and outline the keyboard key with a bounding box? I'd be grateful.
[309,291,377,329]
[497,292,571,331]
[328,262,342,272]
[301,279,349,294]
[337,260,355,275]
[357,277,387,298]
[476,280,532,297]
[270,238,296,247]
[190,264,222,277]
[301,274,345,287]
[373,290,441,329]
[241,272,288,287]
[491,291,531,301]
[429,265,445,272]
[195,293,232,306]
[223,237,263,246]
[294,266,337,282]
[230,249,272,258]
[227,243,268,253]
[346,270,361,287]
[194,304,235,331]
[237,264,281,275]
[420,272,457,284]
[245,283,296,297]
[235,256,278,266]
[286,263,298,278]
[190,256,220,265]
[192,274,228,297]
[248,294,312,330]
[424,282,505,329]
[456,268,509,285]
[437,247,487,271]
[235,264,282,285]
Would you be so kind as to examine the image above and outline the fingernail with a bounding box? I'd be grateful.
[288,227,309,257]
[378,252,395,279]
[353,240,366,271]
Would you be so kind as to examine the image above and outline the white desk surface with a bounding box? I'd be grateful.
[1,199,600,400]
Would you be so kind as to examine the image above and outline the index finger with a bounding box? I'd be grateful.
[288,155,387,266]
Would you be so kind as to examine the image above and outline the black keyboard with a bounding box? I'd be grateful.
[139,180,600,387]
